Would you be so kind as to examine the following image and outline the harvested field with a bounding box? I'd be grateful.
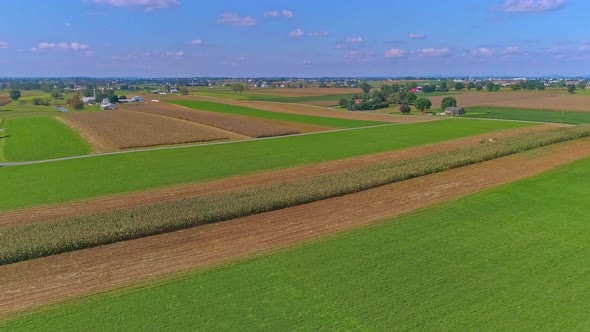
[1,138,589,317]
[0,97,10,107]
[56,116,117,153]
[120,103,308,137]
[171,96,436,123]
[65,110,233,149]
[429,91,590,112]
[0,124,565,227]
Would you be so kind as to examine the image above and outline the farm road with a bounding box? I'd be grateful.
[1,134,588,317]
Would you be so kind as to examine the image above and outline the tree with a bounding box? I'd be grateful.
[438,81,448,92]
[567,84,576,94]
[406,93,417,104]
[414,97,432,113]
[359,82,372,94]
[67,94,84,110]
[467,82,476,90]
[108,94,119,104]
[399,104,411,114]
[422,84,436,93]
[454,82,465,91]
[510,83,522,91]
[475,83,483,91]
[486,82,496,92]
[577,82,587,90]
[9,90,21,101]
[440,96,457,109]
[179,87,189,95]
[50,91,63,99]
[231,83,245,93]
[338,98,349,108]
[493,84,500,91]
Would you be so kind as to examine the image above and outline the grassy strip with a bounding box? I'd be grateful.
[464,106,590,124]
[169,100,386,128]
[2,116,92,161]
[5,157,590,330]
[1,125,589,265]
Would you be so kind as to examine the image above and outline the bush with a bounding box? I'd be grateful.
[399,104,411,114]
[441,96,457,109]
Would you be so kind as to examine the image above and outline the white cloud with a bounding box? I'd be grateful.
[192,39,203,46]
[344,50,376,63]
[417,48,451,57]
[502,46,521,55]
[34,42,90,51]
[308,31,329,37]
[87,0,179,11]
[408,32,426,40]
[289,28,304,38]
[384,48,404,57]
[265,9,293,18]
[0,41,8,49]
[579,40,590,51]
[345,36,363,43]
[218,13,257,27]
[165,51,184,56]
[496,0,566,13]
[471,47,493,56]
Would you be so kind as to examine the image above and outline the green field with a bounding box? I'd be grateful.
[0,119,527,211]
[0,116,91,162]
[187,86,360,103]
[169,100,384,128]
[4,155,589,330]
[464,106,590,124]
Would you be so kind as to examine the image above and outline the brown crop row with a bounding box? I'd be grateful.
[0,97,10,107]
[121,103,301,138]
[65,110,230,149]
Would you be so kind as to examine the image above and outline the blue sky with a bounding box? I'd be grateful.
[0,0,588,77]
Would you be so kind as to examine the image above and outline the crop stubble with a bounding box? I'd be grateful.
[65,110,232,149]
[120,103,308,137]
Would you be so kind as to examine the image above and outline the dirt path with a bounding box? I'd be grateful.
[56,116,118,153]
[0,125,563,227]
[1,137,588,317]
[165,96,438,123]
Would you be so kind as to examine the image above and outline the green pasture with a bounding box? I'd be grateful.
[187,86,360,103]
[0,116,91,162]
[4,154,590,331]
[464,106,590,124]
[0,119,528,211]
[169,100,386,128]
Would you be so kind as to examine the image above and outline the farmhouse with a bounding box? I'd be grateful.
[444,107,465,116]
[131,96,145,102]
[82,97,96,104]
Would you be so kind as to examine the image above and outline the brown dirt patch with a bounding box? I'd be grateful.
[0,97,10,107]
[55,116,118,153]
[0,137,588,317]
[429,91,590,112]
[0,125,565,228]
[64,110,233,149]
[119,102,326,137]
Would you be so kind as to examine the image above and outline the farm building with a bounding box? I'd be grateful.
[82,97,96,104]
[444,107,465,116]
[170,89,180,94]
[131,96,145,102]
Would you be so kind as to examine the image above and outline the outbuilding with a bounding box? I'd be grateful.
[444,107,465,116]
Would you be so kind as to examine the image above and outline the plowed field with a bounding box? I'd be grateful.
[429,91,590,111]
[120,103,312,137]
[0,138,588,317]
[65,110,234,149]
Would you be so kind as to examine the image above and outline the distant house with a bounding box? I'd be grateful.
[170,88,179,94]
[444,107,465,116]
[409,86,423,93]
[131,96,145,102]
[354,98,363,105]
[151,89,162,94]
